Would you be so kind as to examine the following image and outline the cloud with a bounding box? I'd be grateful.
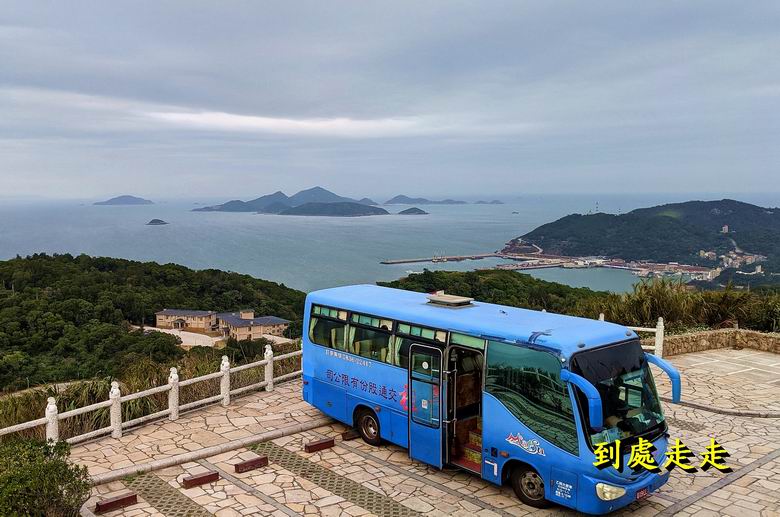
[145,110,430,138]
[0,1,779,198]
[143,109,540,138]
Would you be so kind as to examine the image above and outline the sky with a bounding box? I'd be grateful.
[1,1,779,201]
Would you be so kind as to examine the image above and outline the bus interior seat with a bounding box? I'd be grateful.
[330,328,344,350]
[353,339,371,357]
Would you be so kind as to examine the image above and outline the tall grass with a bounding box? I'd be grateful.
[575,278,780,332]
[0,341,301,441]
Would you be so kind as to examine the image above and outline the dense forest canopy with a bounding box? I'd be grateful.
[380,268,603,313]
[1,254,779,393]
[0,254,305,391]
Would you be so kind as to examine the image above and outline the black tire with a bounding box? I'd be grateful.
[356,408,381,446]
[510,465,551,508]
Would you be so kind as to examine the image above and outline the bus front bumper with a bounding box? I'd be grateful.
[577,470,670,514]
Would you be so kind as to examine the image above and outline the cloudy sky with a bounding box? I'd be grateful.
[2,1,778,200]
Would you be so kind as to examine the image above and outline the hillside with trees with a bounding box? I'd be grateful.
[381,269,780,333]
[507,199,780,285]
[0,254,305,391]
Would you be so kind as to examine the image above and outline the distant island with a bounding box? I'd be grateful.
[474,200,504,205]
[385,195,467,205]
[398,207,428,215]
[278,202,389,217]
[503,199,779,286]
[146,219,168,225]
[256,201,294,214]
[194,187,375,213]
[94,195,153,206]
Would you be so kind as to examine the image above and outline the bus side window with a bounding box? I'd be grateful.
[394,336,413,368]
[348,325,391,362]
[485,340,578,455]
[309,317,346,350]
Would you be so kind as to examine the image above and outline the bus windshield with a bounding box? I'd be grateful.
[571,340,666,446]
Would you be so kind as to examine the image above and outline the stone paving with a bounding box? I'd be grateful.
[654,349,780,414]
[77,350,780,516]
[72,381,321,477]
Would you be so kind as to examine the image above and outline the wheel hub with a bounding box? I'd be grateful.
[521,471,544,500]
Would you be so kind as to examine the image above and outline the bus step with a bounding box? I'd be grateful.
[452,456,481,474]
[464,442,482,464]
[469,430,482,448]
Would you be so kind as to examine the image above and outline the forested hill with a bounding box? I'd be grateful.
[510,199,780,265]
[379,269,603,313]
[0,254,305,391]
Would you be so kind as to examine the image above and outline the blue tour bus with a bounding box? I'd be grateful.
[302,285,681,514]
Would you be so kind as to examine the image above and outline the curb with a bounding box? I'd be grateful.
[662,397,780,418]
[89,416,333,485]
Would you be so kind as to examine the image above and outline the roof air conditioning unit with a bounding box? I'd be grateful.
[427,293,474,308]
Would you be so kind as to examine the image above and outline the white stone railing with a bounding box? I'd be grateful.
[0,345,302,444]
[599,314,665,357]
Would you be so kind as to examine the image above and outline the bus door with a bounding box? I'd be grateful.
[408,344,443,468]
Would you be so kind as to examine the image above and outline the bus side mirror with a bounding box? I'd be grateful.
[645,353,681,403]
[560,369,603,430]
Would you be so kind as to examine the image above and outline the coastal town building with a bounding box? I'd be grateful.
[698,250,717,261]
[155,309,217,330]
[155,308,290,341]
[217,310,290,341]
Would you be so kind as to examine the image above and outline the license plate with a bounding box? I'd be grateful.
[636,488,650,500]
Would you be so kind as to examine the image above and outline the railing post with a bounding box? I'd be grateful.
[220,356,230,407]
[168,367,179,421]
[45,397,59,442]
[655,317,665,357]
[264,345,274,392]
[109,381,122,439]
[598,313,605,321]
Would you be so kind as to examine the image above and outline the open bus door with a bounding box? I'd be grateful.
[408,344,443,468]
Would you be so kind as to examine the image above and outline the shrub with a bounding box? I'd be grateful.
[0,439,90,516]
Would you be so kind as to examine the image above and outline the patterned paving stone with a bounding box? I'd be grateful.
[125,472,211,517]
[666,416,708,433]
[254,440,419,517]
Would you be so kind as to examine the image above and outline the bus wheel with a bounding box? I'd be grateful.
[356,408,381,446]
[510,466,550,508]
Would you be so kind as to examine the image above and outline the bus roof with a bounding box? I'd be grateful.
[307,284,636,359]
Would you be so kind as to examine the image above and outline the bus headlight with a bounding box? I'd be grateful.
[596,483,626,501]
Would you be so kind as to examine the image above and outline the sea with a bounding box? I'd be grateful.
[1,193,778,293]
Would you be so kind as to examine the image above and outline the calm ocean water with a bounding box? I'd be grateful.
[1,193,777,293]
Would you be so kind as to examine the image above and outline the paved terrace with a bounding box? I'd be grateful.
[74,350,780,517]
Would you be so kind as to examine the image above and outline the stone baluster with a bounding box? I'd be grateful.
[45,397,59,442]
[109,381,122,439]
[220,356,230,407]
[168,367,179,421]
[264,345,274,392]
[655,317,665,357]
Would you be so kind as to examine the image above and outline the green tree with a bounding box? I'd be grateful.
[0,439,91,517]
